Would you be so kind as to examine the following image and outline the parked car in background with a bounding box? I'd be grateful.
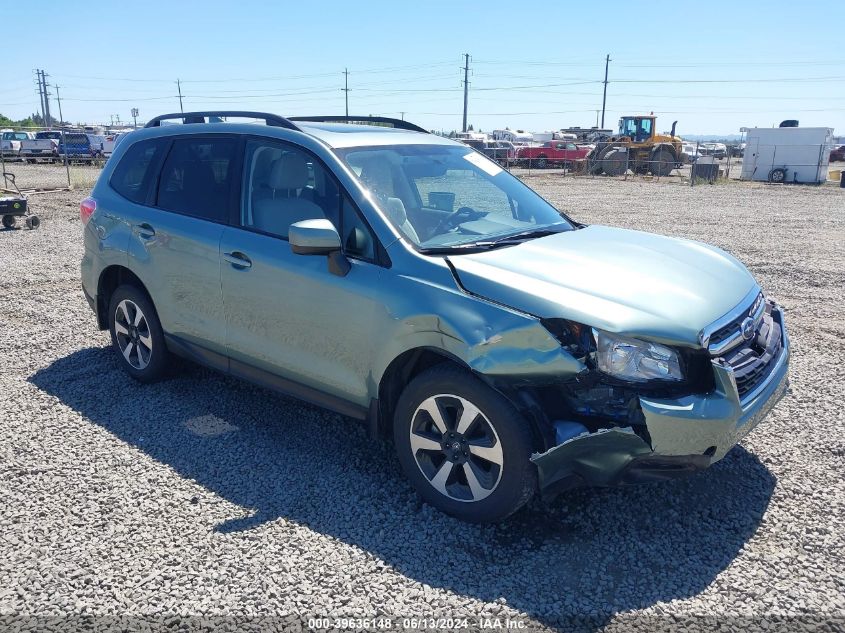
[730,143,746,158]
[699,143,727,159]
[482,140,516,166]
[829,145,845,162]
[458,138,486,151]
[516,140,591,168]
[58,132,105,162]
[80,110,790,522]
[104,131,134,159]
[20,131,62,163]
[681,142,701,164]
[1,130,34,158]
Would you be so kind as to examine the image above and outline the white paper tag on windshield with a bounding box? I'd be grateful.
[463,151,503,176]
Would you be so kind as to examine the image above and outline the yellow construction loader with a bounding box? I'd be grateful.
[590,115,683,177]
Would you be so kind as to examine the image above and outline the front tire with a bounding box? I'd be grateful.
[651,148,676,176]
[394,365,536,523]
[108,285,169,383]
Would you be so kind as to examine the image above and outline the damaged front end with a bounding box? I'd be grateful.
[525,300,790,496]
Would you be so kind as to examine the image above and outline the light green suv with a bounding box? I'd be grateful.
[81,112,790,522]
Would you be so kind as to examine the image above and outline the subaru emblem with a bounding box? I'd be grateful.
[741,317,755,341]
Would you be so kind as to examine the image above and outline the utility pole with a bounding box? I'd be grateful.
[399,111,405,120]
[35,70,46,127]
[131,108,139,129]
[42,71,52,128]
[462,53,470,133]
[600,54,611,129]
[55,85,64,125]
[55,85,71,188]
[176,79,184,113]
[342,68,349,117]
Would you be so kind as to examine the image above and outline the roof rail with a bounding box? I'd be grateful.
[288,116,428,134]
[144,111,301,130]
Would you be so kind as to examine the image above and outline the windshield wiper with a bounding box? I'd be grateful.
[418,227,567,254]
[488,226,567,244]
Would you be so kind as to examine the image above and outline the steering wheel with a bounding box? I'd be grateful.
[432,206,485,235]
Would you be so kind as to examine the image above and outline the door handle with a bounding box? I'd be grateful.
[223,251,252,269]
[134,223,156,239]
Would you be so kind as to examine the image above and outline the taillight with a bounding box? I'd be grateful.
[80,197,96,224]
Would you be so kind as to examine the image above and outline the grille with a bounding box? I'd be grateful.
[708,292,764,352]
[717,307,782,400]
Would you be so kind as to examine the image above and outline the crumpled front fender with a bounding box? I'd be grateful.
[530,308,790,495]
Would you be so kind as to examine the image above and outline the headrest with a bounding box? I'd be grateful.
[385,197,407,225]
[269,152,310,190]
[359,160,394,197]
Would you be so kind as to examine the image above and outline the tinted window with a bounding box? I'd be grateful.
[64,133,89,145]
[157,137,236,222]
[241,140,340,239]
[109,138,166,204]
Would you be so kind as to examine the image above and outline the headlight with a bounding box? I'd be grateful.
[593,329,683,382]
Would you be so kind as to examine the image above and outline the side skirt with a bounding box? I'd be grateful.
[164,334,368,421]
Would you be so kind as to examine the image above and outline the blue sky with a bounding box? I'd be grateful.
[3,0,843,135]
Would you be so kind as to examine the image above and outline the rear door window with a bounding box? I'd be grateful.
[109,138,167,204]
[156,136,236,222]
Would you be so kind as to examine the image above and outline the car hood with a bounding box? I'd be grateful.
[447,225,757,347]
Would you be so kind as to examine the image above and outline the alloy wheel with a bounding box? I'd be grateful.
[409,394,504,503]
[114,299,153,370]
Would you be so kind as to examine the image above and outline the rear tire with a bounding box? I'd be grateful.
[536,155,548,169]
[2,215,16,229]
[25,215,40,230]
[108,284,170,383]
[768,168,787,183]
[394,364,536,523]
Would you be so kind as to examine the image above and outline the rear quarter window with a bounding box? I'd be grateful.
[109,138,167,204]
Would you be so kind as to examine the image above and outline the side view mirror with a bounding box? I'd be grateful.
[289,219,341,255]
[288,219,350,276]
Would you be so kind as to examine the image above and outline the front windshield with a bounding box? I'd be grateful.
[334,144,573,250]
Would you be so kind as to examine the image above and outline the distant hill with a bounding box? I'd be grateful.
[681,134,743,142]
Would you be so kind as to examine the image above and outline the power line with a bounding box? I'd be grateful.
[54,62,456,85]
[612,76,845,83]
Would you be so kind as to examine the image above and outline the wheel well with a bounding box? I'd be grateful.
[651,145,677,159]
[377,348,461,437]
[375,348,548,452]
[95,266,150,330]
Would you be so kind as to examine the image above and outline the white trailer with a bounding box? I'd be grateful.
[491,129,534,144]
[741,126,834,184]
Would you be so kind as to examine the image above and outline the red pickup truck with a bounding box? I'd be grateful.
[516,141,590,168]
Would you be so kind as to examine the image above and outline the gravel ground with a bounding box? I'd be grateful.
[1,172,843,632]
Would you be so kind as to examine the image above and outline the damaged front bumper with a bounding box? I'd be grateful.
[531,305,790,495]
